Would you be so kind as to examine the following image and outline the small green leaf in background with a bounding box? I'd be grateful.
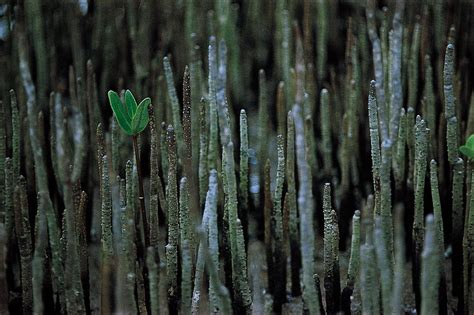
[108,90,133,135]
[460,134,474,159]
[125,89,138,117]
[131,98,151,135]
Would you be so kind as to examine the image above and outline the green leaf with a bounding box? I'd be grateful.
[125,89,138,116]
[459,145,474,159]
[466,134,474,149]
[108,90,133,135]
[131,98,151,135]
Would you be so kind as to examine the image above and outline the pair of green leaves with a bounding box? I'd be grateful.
[460,134,474,159]
[108,90,151,136]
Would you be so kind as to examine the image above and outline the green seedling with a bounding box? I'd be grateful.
[108,89,151,246]
[459,135,474,159]
[108,90,151,135]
